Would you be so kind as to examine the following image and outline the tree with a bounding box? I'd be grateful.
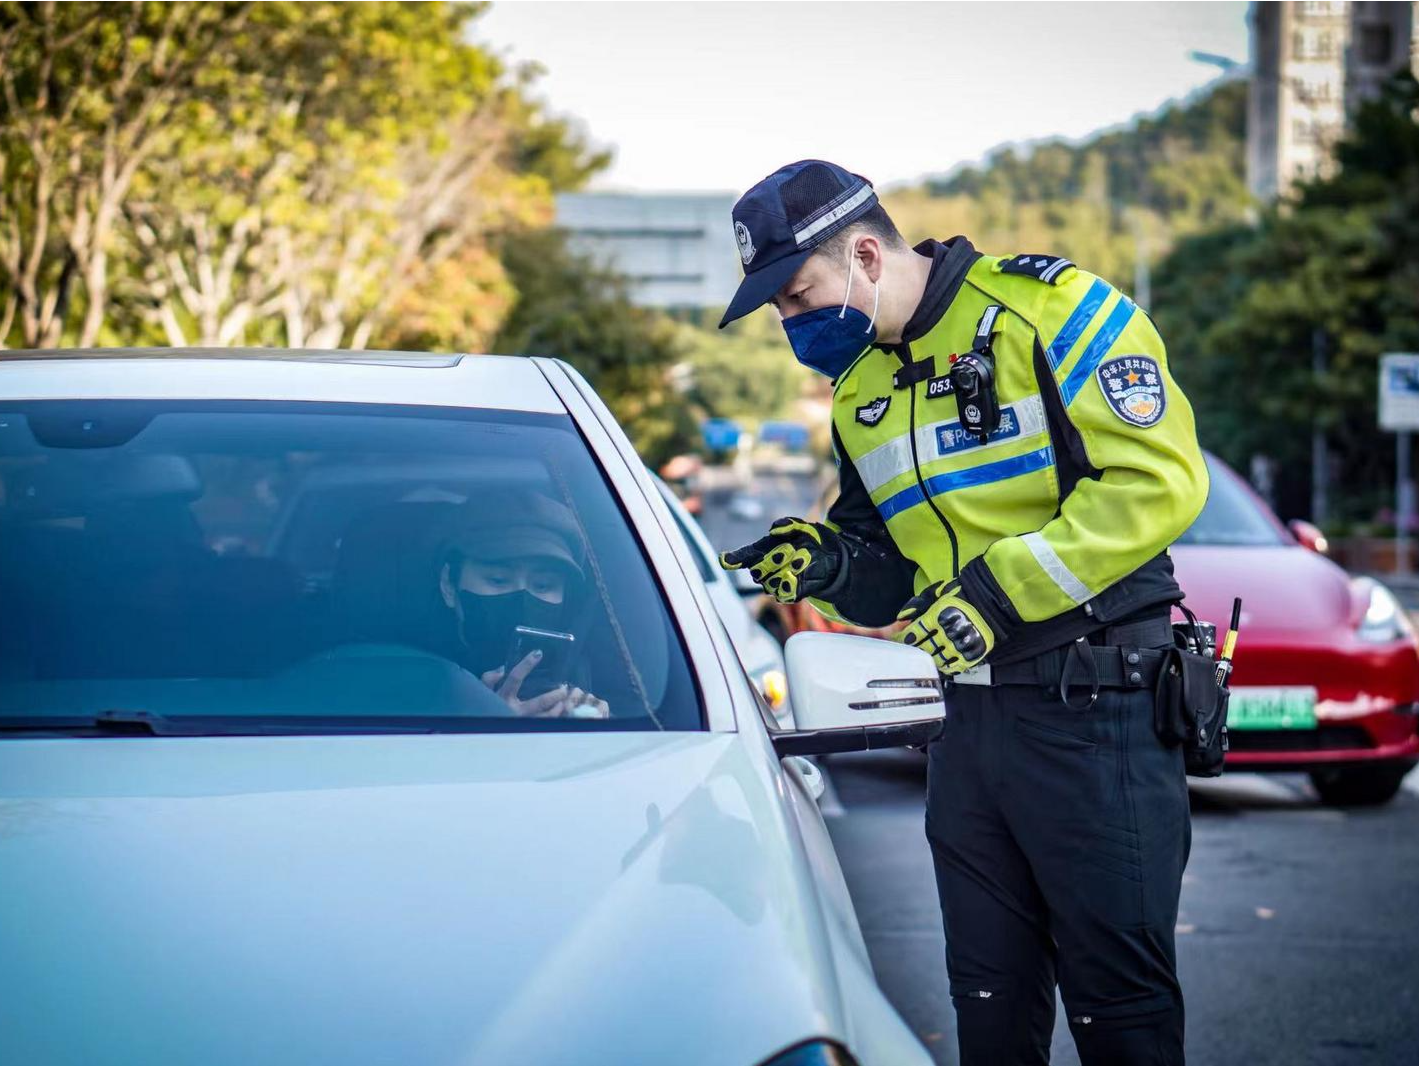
[675,309,810,426]
[883,79,1251,291]
[1152,74,1419,526]
[0,1,250,347]
[1,2,604,351]
[492,228,698,464]
[119,1,593,351]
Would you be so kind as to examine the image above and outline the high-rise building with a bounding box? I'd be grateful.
[554,192,739,311]
[1247,1,1352,201]
[1347,1,1419,107]
[1248,1,1418,202]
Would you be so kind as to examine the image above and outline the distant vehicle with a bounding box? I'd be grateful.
[700,416,742,455]
[764,452,1419,805]
[658,453,704,515]
[0,348,937,1066]
[758,420,810,452]
[728,491,766,522]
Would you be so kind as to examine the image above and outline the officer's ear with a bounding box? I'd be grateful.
[852,233,885,283]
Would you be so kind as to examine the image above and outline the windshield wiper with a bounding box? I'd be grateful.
[0,710,429,736]
[0,711,645,736]
[0,709,205,736]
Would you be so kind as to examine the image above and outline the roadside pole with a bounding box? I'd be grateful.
[1378,354,1419,575]
[1399,430,1413,575]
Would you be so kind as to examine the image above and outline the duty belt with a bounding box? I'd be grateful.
[949,614,1173,710]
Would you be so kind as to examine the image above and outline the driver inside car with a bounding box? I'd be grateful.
[437,492,610,720]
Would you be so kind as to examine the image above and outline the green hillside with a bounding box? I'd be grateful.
[883,78,1250,288]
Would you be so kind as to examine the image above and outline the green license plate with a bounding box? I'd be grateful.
[1227,686,1318,730]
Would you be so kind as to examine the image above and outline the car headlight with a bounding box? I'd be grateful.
[757,667,788,712]
[1355,579,1413,643]
[755,1039,859,1066]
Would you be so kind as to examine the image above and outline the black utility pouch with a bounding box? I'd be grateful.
[1154,606,1231,777]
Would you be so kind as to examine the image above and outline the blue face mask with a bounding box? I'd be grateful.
[781,240,881,379]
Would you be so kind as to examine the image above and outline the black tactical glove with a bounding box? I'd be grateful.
[718,516,844,604]
[895,579,995,674]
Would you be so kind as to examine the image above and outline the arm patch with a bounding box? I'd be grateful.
[1097,355,1166,427]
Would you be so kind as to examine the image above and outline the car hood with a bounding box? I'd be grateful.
[0,732,845,1066]
[1170,544,1353,634]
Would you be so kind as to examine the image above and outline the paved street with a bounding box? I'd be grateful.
[694,466,1419,1065]
[692,462,824,556]
[822,751,1419,1066]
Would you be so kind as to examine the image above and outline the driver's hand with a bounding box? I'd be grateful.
[561,687,610,720]
[481,651,609,719]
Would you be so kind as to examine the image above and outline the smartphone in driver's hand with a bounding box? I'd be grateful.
[503,625,576,695]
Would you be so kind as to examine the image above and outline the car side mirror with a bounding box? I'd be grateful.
[1288,519,1329,555]
[770,632,945,757]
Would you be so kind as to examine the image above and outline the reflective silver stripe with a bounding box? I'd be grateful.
[1021,532,1092,605]
[855,394,1048,494]
[975,304,1001,341]
[793,184,875,246]
[1039,256,1073,283]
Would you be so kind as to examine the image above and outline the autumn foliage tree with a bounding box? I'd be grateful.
[0,1,250,347]
[0,1,607,352]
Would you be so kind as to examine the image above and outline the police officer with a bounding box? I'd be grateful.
[718,160,1209,1066]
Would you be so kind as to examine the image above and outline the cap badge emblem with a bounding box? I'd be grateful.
[734,220,756,265]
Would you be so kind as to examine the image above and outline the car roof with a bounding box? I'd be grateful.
[0,349,565,413]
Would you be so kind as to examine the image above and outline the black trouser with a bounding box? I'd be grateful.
[925,622,1191,1066]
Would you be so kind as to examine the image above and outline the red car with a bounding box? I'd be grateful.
[1172,454,1419,805]
[754,453,1419,805]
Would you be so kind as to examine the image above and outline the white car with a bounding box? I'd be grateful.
[653,475,793,727]
[0,350,941,1066]
[728,490,767,521]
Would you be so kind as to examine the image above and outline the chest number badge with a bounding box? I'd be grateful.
[926,374,955,399]
[856,396,891,426]
[1097,355,1166,427]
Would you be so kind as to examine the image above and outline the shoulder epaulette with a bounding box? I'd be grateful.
[994,254,1075,285]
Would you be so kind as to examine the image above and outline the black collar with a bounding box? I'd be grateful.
[877,236,980,358]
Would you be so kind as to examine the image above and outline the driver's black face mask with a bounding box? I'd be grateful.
[456,589,564,674]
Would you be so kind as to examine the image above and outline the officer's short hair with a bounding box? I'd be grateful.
[814,204,908,261]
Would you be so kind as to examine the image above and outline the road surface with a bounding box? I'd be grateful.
[823,751,1419,1066]
[692,464,1419,1065]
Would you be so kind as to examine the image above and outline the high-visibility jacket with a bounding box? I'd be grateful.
[812,237,1210,664]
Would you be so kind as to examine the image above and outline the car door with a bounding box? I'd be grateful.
[535,357,944,1062]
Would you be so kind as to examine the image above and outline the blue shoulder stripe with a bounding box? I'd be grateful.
[1060,296,1136,406]
[1046,278,1110,371]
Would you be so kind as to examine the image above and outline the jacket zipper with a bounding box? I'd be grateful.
[899,340,961,578]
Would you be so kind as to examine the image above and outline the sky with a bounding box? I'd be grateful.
[473,1,1251,194]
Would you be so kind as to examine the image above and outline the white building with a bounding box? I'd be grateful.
[555,192,740,312]
[1347,1,1419,108]
[1247,1,1352,201]
[1248,1,1418,202]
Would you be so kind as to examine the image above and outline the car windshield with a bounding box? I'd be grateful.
[1174,454,1286,547]
[0,400,700,734]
